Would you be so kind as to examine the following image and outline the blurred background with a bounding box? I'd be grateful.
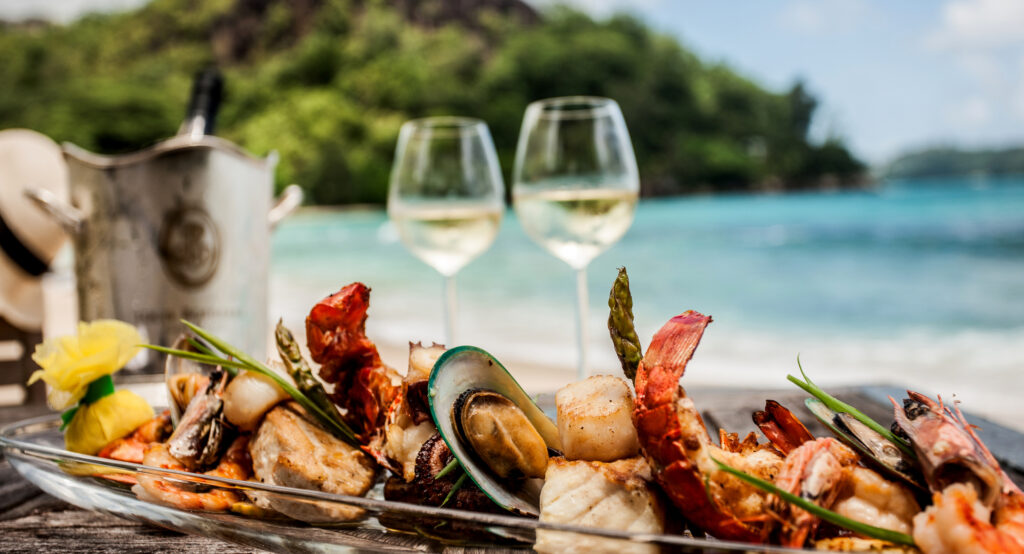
[2,0,1023,425]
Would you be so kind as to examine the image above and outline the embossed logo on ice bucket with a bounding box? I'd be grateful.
[157,205,220,288]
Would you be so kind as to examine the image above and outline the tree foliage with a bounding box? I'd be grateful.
[887,146,1024,179]
[0,0,865,204]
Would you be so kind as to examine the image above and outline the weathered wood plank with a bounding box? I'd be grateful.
[1,492,64,522]
[0,502,263,553]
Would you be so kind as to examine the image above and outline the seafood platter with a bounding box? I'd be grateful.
[3,268,1024,553]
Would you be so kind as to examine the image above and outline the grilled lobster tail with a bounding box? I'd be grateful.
[306,283,399,442]
[633,312,774,543]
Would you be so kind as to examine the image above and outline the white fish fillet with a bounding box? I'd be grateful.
[535,457,664,554]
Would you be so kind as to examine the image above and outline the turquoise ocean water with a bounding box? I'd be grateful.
[271,176,1024,424]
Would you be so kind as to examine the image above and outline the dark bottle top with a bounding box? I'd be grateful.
[178,68,223,139]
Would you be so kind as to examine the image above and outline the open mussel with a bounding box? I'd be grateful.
[453,388,550,480]
[805,398,926,491]
[167,372,209,423]
[166,367,231,471]
[428,346,561,516]
[163,333,238,471]
[165,334,217,426]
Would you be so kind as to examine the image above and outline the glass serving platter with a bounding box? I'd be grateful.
[1,413,809,553]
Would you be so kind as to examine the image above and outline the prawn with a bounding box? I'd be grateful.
[896,392,1024,553]
[629,311,918,545]
[607,270,919,546]
[773,438,859,546]
[97,411,173,464]
[93,411,174,485]
[772,437,920,547]
[135,435,251,512]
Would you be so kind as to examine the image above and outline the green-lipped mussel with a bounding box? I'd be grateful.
[428,346,561,516]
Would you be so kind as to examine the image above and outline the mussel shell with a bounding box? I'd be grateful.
[167,368,230,471]
[164,334,219,426]
[805,398,926,491]
[428,346,560,516]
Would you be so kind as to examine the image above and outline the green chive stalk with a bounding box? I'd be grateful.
[440,473,468,507]
[787,357,915,458]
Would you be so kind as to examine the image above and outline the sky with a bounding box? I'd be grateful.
[545,0,1024,163]
[4,0,1024,163]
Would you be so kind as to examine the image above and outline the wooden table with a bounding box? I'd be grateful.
[2,386,1022,553]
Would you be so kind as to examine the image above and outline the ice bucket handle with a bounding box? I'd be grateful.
[268,184,303,230]
[24,187,85,236]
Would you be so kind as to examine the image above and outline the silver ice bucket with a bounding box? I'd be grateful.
[28,135,301,375]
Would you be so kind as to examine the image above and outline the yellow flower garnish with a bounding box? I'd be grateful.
[28,320,142,410]
[64,390,154,455]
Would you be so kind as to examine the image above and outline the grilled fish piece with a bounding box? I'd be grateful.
[248,402,376,522]
[535,456,665,554]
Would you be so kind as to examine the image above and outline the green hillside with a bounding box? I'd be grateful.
[0,0,865,204]
[886,146,1024,179]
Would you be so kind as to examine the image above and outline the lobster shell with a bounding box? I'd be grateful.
[633,311,773,543]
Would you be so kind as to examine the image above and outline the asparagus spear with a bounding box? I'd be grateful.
[608,267,643,382]
[274,319,345,426]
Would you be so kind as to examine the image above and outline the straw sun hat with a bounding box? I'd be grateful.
[0,129,69,331]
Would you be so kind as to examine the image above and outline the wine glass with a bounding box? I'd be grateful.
[388,117,505,346]
[512,97,639,380]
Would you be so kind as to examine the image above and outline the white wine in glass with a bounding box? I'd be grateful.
[388,117,505,346]
[513,187,637,270]
[513,97,639,379]
[389,203,502,277]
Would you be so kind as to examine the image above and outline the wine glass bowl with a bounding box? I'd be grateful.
[513,97,639,269]
[512,97,639,378]
[513,98,637,183]
[387,117,505,345]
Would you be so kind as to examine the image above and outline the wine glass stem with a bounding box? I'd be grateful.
[574,266,589,380]
[443,274,457,347]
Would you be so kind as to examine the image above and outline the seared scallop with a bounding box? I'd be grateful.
[555,375,640,462]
